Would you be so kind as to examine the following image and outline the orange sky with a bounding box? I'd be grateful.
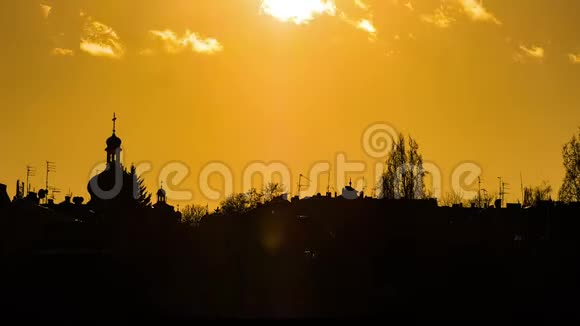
[1,1,579,207]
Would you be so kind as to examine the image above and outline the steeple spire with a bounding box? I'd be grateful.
[112,113,117,134]
[106,113,122,164]
[157,181,167,204]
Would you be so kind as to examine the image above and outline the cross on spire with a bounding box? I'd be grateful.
[112,113,117,134]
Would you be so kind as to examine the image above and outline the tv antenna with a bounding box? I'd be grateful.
[26,165,36,196]
[480,188,488,207]
[497,177,505,207]
[327,169,331,195]
[45,161,56,191]
[477,177,491,208]
[520,172,524,204]
[497,177,509,205]
[503,182,510,203]
[478,176,482,208]
[298,174,311,197]
[49,186,61,200]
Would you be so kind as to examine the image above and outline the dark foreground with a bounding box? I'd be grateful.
[1,199,579,320]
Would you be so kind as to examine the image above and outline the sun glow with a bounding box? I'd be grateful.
[260,0,336,24]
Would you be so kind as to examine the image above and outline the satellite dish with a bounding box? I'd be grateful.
[38,189,48,199]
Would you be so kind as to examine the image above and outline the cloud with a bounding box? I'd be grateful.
[457,0,501,25]
[389,0,413,11]
[40,4,52,19]
[51,47,74,56]
[354,0,368,11]
[347,1,377,40]
[421,6,455,28]
[79,12,125,59]
[520,45,544,59]
[514,44,545,63]
[568,53,580,64]
[421,1,500,29]
[149,30,224,54]
[357,19,376,34]
[356,19,377,41]
[336,12,377,41]
[139,48,156,56]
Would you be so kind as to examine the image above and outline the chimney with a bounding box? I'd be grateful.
[15,180,23,199]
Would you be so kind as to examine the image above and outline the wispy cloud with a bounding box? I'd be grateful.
[356,19,377,41]
[40,4,52,19]
[421,6,455,28]
[389,0,413,11]
[139,48,156,56]
[357,19,376,34]
[149,30,224,55]
[520,45,544,59]
[421,1,500,29]
[354,0,369,11]
[51,48,74,56]
[79,12,125,59]
[457,0,501,25]
[568,53,580,64]
[514,44,545,63]
[349,0,378,40]
[337,12,377,41]
[343,3,378,40]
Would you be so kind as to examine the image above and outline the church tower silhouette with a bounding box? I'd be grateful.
[106,113,122,165]
[87,114,141,211]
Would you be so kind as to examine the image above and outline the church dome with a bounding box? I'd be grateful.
[157,188,166,197]
[87,165,135,209]
[106,133,122,149]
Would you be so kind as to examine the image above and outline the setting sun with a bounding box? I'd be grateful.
[260,0,336,24]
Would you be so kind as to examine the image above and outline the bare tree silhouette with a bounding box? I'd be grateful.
[181,204,209,226]
[218,182,286,215]
[219,193,250,215]
[245,188,264,210]
[440,190,464,207]
[524,181,552,207]
[263,182,285,202]
[379,133,426,200]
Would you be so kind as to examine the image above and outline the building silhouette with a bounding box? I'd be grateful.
[87,114,146,212]
[0,183,10,207]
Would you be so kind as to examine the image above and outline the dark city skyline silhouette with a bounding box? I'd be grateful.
[2,0,580,321]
